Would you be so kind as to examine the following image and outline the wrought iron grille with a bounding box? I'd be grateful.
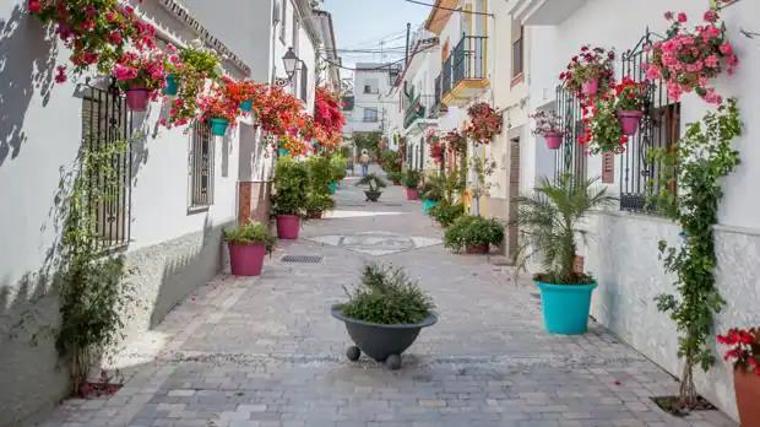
[191,121,214,207]
[451,35,487,87]
[441,55,452,96]
[619,30,680,213]
[81,83,132,249]
[554,86,587,183]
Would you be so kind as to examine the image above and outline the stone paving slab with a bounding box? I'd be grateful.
[34,172,737,427]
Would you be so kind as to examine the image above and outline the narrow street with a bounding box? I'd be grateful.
[39,169,735,427]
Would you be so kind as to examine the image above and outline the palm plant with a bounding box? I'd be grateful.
[356,173,387,193]
[515,173,615,284]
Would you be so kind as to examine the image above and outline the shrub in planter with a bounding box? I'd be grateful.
[718,327,760,427]
[429,201,465,228]
[386,171,403,186]
[331,264,436,369]
[515,174,615,334]
[305,192,335,219]
[271,157,309,239]
[420,173,444,214]
[403,170,421,200]
[330,154,348,183]
[223,222,275,276]
[306,155,334,195]
[444,215,504,254]
[530,110,565,150]
[356,173,387,202]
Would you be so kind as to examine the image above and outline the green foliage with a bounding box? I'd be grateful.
[329,154,348,182]
[403,169,421,189]
[271,156,309,216]
[420,173,445,201]
[429,201,465,228]
[306,155,333,194]
[515,174,615,284]
[386,171,403,184]
[444,215,504,252]
[223,222,275,252]
[654,99,742,407]
[305,191,335,214]
[379,149,402,174]
[353,132,382,156]
[356,173,387,193]
[339,264,435,325]
[645,146,679,216]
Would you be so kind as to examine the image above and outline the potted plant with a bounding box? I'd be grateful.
[271,156,309,239]
[199,86,238,137]
[386,171,403,186]
[429,202,465,228]
[530,110,565,150]
[464,102,503,145]
[356,173,387,202]
[223,222,275,276]
[579,95,628,154]
[559,45,615,98]
[444,215,504,254]
[614,77,649,136]
[515,174,615,334]
[329,154,348,193]
[160,44,222,129]
[403,170,421,200]
[718,327,760,427]
[420,173,444,214]
[331,264,437,370]
[224,78,263,113]
[112,49,166,112]
[305,192,335,219]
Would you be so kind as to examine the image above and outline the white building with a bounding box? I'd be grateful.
[0,0,333,424]
[345,63,401,139]
[509,0,760,421]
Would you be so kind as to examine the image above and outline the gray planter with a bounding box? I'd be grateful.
[331,304,437,369]
[364,190,382,202]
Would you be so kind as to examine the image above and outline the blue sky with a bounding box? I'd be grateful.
[324,0,431,70]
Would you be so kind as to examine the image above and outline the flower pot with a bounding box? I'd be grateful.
[276,214,300,239]
[331,304,437,369]
[307,210,323,220]
[240,99,253,112]
[365,190,382,202]
[617,110,644,136]
[734,368,760,427]
[125,88,150,112]
[163,74,178,96]
[278,148,290,157]
[581,79,599,96]
[544,132,563,150]
[422,199,438,214]
[536,281,597,335]
[228,242,266,276]
[328,181,338,195]
[405,188,419,201]
[209,118,229,136]
[465,243,489,254]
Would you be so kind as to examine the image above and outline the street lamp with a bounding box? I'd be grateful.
[282,47,300,81]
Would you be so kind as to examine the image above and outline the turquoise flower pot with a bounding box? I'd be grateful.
[240,99,253,112]
[209,118,229,136]
[422,199,438,214]
[536,281,597,335]
[278,148,290,157]
[328,181,338,194]
[163,74,178,96]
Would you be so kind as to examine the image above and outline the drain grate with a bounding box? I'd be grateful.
[281,255,323,264]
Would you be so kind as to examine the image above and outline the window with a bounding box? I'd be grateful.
[363,107,378,123]
[81,85,132,249]
[511,24,524,80]
[190,121,214,207]
[363,79,379,94]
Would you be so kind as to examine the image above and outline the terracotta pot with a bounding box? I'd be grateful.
[405,188,419,201]
[228,242,266,276]
[544,132,563,150]
[276,214,300,239]
[465,243,489,254]
[735,368,760,427]
[125,88,150,112]
[581,78,599,96]
[617,110,644,136]
[307,210,323,220]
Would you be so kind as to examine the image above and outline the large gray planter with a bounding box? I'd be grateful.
[331,304,437,369]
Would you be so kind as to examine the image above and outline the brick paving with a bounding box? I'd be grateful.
[36,170,737,427]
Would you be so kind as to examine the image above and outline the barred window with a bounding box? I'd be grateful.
[553,86,587,184]
[190,121,214,207]
[81,85,132,249]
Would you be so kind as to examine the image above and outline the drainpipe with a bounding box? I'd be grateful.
[405,22,411,66]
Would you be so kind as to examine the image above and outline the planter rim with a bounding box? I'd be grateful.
[542,131,564,137]
[209,117,229,124]
[331,304,438,329]
[226,241,268,247]
[536,280,597,291]
[276,213,300,218]
[617,109,644,117]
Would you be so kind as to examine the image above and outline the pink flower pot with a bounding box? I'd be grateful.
[405,188,419,201]
[125,88,150,112]
[276,214,300,239]
[581,79,599,97]
[228,242,266,276]
[544,132,563,150]
[617,110,644,136]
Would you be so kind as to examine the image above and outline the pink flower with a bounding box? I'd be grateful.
[108,31,123,45]
[704,55,719,68]
[54,66,67,84]
[113,63,138,81]
[664,11,674,20]
[719,42,733,55]
[644,64,661,80]
[677,12,688,23]
[704,10,719,23]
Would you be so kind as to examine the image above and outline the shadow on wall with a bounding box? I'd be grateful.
[0,4,57,167]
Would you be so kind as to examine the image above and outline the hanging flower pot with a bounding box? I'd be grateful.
[617,110,643,136]
[278,148,290,157]
[125,88,151,112]
[240,99,253,112]
[163,74,178,96]
[544,132,564,150]
[581,78,599,97]
[209,118,229,136]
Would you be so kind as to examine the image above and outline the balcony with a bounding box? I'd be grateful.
[440,35,489,107]
[403,93,437,131]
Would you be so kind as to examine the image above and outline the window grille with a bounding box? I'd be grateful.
[190,121,214,207]
[553,86,587,183]
[81,83,132,249]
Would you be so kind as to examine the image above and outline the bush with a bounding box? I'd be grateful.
[329,154,348,181]
[339,264,434,325]
[386,170,403,184]
[420,173,444,201]
[429,201,465,227]
[305,192,335,214]
[403,169,421,189]
[223,222,275,252]
[444,215,504,252]
[379,149,401,173]
[306,155,333,194]
[271,156,309,216]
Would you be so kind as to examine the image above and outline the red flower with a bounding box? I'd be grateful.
[28,0,42,14]
[704,10,719,23]
[677,12,688,23]
[54,65,67,83]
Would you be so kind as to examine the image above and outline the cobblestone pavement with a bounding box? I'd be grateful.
[37,170,737,427]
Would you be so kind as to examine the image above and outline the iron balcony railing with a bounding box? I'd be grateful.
[440,34,487,98]
[403,94,437,129]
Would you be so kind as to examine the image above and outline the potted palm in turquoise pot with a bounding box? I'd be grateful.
[420,173,445,214]
[515,174,615,335]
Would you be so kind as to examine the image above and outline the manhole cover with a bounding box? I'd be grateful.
[281,255,323,264]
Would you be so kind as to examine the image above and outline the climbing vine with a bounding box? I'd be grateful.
[654,98,741,409]
[56,136,136,395]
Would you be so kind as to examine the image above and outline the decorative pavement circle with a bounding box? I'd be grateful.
[306,231,442,256]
